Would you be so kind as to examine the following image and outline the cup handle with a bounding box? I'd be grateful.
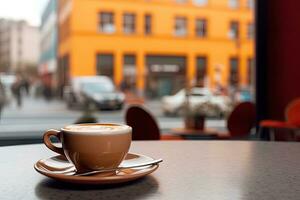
[43,129,65,156]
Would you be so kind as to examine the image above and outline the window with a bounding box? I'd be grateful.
[123,55,136,91]
[229,57,239,86]
[175,0,188,3]
[96,54,114,77]
[1,0,256,145]
[247,0,255,9]
[247,23,254,39]
[229,0,239,9]
[99,12,115,33]
[145,14,152,35]
[123,13,136,34]
[229,21,239,39]
[195,19,207,37]
[174,17,187,36]
[247,58,254,85]
[193,0,208,6]
[196,57,207,86]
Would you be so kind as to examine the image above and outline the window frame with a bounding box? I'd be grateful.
[144,14,152,35]
[174,16,188,37]
[195,18,207,38]
[123,13,136,34]
[98,12,115,34]
[229,57,240,87]
[229,21,240,40]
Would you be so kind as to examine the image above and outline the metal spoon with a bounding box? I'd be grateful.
[74,159,163,176]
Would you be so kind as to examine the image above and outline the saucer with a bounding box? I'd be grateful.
[34,153,160,184]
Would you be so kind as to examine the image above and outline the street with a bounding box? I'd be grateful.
[0,96,225,140]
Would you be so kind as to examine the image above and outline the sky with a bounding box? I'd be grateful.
[0,0,48,26]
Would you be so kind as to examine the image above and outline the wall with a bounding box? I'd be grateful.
[59,0,254,91]
[256,0,300,120]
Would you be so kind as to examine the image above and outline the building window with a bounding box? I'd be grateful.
[247,58,254,85]
[195,19,207,38]
[193,0,208,6]
[175,0,188,3]
[122,55,136,91]
[229,0,239,9]
[196,57,207,87]
[229,21,239,39]
[99,12,115,33]
[230,57,239,86]
[247,0,255,9]
[123,13,136,34]
[96,54,114,77]
[146,55,186,98]
[174,17,187,36]
[247,23,254,39]
[145,14,152,35]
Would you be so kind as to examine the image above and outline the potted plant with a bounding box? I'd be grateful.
[185,101,223,130]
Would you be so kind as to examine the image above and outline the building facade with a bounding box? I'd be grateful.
[58,0,254,98]
[0,19,40,73]
[39,0,58,90]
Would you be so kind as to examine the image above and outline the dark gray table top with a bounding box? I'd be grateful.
[0,141,300,200]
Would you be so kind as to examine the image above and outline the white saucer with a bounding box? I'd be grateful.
[34,153,160,184]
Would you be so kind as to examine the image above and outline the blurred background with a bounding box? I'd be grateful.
[0,0,255,144]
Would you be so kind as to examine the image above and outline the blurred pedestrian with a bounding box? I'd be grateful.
[43,85,53,101]
[11,76,23,108]
[22,77,30,96]
[0,80,6,121]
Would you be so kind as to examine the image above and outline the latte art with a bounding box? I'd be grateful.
[63,124,131,135]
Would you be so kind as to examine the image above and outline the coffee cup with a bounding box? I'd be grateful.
[43,123,132,173]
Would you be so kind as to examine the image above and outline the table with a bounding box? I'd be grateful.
[171,128,219,140]
[1,141,300,200]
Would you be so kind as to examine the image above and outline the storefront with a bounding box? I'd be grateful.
[146,55,186,98]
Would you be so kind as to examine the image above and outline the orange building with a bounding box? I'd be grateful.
[58,0,254,98]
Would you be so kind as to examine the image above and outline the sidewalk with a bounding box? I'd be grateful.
[0,96,80,138]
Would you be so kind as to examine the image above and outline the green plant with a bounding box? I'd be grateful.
[192,101,223,118]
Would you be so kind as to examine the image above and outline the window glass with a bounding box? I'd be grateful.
[99,12,115,33]
[175,0,188,3]
[247,23,254,39]
[196,19,207,37]
[247,58,254,85]
[229,0,239,9]
[123,13,136,34]
[123,55,137,92]
[196,57,207,87]
[174,17,187,36]
[193,0,208,6]
[145,14,152,35]
[96,54,114,77]
[229,21,239,39]
[0,0,255,145]
[229,57,239,87]
[247,0,255,9]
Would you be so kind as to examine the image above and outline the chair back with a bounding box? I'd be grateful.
[285,98,300,125]
[125,105,160,140]
[227,102,256,138]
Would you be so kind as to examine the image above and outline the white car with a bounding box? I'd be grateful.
[162,87,231,117]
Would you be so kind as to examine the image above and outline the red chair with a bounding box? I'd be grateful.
[125,105,182,140]
[258,98,300,141]
[217,102,256,139]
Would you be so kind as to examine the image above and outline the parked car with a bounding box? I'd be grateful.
[162,87,231,117]
[64,76,125,110]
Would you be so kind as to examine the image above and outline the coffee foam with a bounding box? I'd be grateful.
[63,124,131,135]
